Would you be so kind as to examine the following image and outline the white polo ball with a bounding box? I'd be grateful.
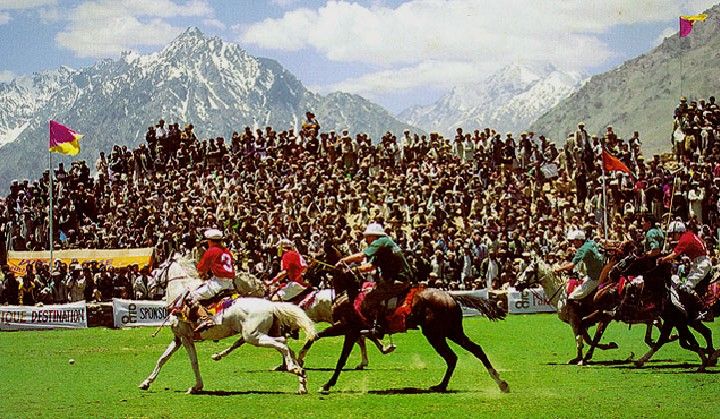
[68,359,75,365]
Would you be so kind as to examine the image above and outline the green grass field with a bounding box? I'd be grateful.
[1,314,719,418]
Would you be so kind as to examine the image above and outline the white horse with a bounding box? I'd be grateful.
[139,254,316,394]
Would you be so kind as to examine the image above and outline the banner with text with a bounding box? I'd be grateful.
[7,248,154,275]
[507,288,556,314]
[0,301,87,331]
[112,298,168,328]
[448,289,490,316]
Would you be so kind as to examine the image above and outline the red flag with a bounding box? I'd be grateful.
[602,150,632,175]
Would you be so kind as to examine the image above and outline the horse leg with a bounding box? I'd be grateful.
[369,335,397,354]
[449,332,509,393]
[644,321,656,347]
[246,333,307,394]
[675,324,708,371]
[211,337,245,361]
[182,337,203,394]
[582,318,611,365]
[635,319,673,368]
[425,333,457,392]
[690,320,716,366]
[356,336,369,370]
[298,322,346,367]
[567,309,585,365]
[139,335,181,390]
[320,331,359,394]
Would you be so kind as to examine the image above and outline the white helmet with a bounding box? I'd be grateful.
[277,238,294,249]
[566,230,586,241]
[204,229,224,240]
[363,222,387,237]
[668,221,686,234]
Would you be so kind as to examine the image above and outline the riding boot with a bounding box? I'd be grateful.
[194,305,215,333]
[670,287,687,319]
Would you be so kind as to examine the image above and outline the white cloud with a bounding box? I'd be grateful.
[0,70,16,83]
[0,12,9,24]
[238,0,718,97]
[654,26,677,46]
[203,18,226,30]
[54,0,214,58]
[271,0,302,8]
[0,0,57,10]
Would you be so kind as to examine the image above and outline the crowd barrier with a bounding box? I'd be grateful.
[0,288,556,330]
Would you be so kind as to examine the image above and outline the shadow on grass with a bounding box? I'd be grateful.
[181,390,290,396]
[368,387,461,395]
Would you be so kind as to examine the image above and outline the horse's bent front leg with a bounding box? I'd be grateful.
[212,337,245,361]
[635,319,673,368]
[369,335,396,354]
[298,322,346,367]
[182,337,203,394]
[139,336,181,390]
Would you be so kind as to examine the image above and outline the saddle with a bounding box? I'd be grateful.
[353,282,420,334]
[615,277,661,323]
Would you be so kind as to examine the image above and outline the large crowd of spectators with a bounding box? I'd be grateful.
[1,96,720,306]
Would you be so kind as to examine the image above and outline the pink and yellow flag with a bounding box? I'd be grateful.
[679,14,708,37]
[49,120,83,155]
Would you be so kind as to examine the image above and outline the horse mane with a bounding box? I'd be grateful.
[535,259,564,307]
[174,254,201,279]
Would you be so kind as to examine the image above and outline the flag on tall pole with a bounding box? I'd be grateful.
[601,149,633,176]
[679,14,707,37]
[49,120,83,155]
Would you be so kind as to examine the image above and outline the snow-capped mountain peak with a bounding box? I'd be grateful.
[399,63,586,136]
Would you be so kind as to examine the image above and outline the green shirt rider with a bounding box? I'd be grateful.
[336,222,412,338]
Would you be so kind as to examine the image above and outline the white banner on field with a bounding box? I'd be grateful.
[448,289,490,316]
[0,301,87,331]
[507,288,556,314]
[112,299,169,328]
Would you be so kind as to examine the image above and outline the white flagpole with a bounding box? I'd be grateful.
[601,156,608,241]
[49,148,54,270]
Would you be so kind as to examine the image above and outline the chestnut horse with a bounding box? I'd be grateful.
[298,268,510,394]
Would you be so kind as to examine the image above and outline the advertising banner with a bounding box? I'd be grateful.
[112,298,168,328]
[0,301,87,330]
[507,288,556,314]
[7,248,154,275]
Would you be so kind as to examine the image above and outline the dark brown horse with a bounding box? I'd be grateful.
[298,268,510,394]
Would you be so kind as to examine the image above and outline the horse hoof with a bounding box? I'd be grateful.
[319,386,330,395]
[383,344,397,354]
[186,386,202,394]
[634,360,645,368]
[429,384,447,393]
[609,342,619,350]
[498,381,510,393]
[211,353,221,361]
[567,358,581,365]
[138,382,149,391]
[273,364,288,372]
[578,359,587,367]
[354,364,367,370]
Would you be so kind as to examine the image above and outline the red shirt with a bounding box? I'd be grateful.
[674,231,707,260]
[197,245,235,278]
[281,249,307,284]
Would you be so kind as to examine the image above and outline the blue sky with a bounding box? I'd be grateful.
[0,0,716,113]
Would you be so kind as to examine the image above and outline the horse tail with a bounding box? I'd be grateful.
[272,302,317,341]
[451,295,507,321]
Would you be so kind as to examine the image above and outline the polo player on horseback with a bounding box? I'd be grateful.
[268,238,310,301]
[190,228,235,333]
[554,229,604,301]
[336,222,412,339]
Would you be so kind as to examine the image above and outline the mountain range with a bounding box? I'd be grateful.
[399,63,585,136]
[0,27,416,186]
[530,3,720,153]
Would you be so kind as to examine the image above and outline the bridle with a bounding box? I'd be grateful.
[148,256,191,293]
